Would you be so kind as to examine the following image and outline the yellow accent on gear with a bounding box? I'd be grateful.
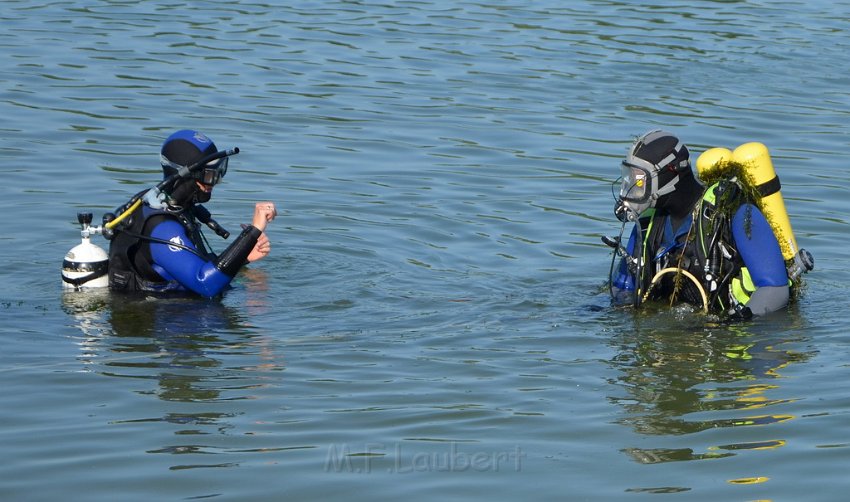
[695,142,799,260]
[105,198,142,229]
[731,267,755,305]
[695,147,733,180]
[732,142,798,260]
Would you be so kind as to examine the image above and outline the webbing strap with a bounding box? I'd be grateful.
[757,176,781,197]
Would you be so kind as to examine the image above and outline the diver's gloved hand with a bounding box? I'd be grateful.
[614,200,630,222]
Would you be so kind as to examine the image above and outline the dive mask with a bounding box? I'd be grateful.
[617,152,686,216]
[617,157,659,216]
[198,156,228,186]
[160,155,228,186]
[619,160,652,205]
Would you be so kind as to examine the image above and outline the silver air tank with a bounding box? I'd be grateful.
[62,212,109,289]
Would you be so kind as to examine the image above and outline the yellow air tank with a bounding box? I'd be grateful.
[695,147,733,181]
[731,142,798,260]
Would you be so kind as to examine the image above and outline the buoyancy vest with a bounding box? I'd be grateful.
[690,180,750,312]
[108,200,213,292]
[637,180,750,313]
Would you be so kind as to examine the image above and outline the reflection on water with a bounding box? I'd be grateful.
[607,308,811,469]
[62,288,284,468]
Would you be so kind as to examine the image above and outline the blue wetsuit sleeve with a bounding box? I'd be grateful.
[149,218,233,297]
[732,204,789,315]
[611,224,639,296]
[732,204,787,287]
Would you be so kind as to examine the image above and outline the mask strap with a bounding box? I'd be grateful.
[653,174,680,200]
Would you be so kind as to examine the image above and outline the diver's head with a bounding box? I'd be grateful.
[618,129,695,217]
[160,129,229,206]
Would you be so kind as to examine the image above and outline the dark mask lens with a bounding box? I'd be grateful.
[200,158,228,186]
[201,168,219,186]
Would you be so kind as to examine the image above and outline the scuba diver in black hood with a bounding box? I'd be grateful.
[607,130,793,319]
[107,129,277,297]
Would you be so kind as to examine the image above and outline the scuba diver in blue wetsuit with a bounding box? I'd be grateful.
[605,130,803,320]
[106,129,277,297]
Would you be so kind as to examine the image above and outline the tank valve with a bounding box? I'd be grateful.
[788,248,814,281]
